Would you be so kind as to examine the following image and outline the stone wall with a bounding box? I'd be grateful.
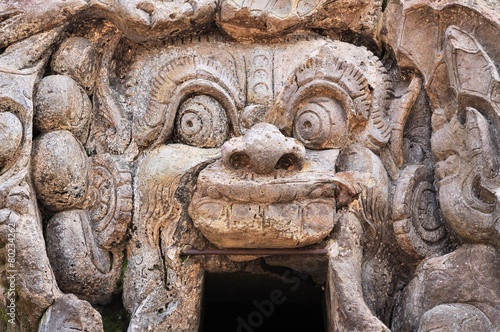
[0,0,498,331]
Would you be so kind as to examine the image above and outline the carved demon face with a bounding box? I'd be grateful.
[123,35,394,331]
[132,35,391,251]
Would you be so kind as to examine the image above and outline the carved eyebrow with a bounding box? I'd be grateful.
[269,56,370,133]
[133,55,243,149]
[272,51,395,152]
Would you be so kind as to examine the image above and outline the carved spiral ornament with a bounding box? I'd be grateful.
[463,169,497,215]
[293,97,348,149]
[3,0,500,331]
[175,95,229,148]
[133,55,242,148]
[393,165,448,258]
[271,51,392,151]
[88,154,133,250]
[412,181,445,242]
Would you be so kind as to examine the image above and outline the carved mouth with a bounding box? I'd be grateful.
[188,150,339,248]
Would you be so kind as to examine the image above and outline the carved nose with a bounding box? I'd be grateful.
[221,123,306,174]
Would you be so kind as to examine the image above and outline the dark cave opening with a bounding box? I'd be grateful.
[200,271,326,332]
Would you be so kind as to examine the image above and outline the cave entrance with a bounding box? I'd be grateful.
[200,271,326,332]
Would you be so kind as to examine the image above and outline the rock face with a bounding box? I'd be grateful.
[0,1,498,331]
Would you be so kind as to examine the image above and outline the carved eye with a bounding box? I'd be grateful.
[175,95,229,148]
[293,97,348,149]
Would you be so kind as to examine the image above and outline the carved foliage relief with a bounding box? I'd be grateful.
[0,0,498,331]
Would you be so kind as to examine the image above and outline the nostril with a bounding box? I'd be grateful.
[275,153,301,171]
[230,152,252,170]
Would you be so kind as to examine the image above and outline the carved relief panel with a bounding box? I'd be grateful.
[123,35,399,331]
[0,0,498,331]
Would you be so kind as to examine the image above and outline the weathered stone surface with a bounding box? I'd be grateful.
[385,1,500,331]
[38,294,104,332]
[219,0,382,41]
[0,0,88,49]
[87,153,133,249]
[91,0,218,42]
[420,304,496,332]
[0,30,66,332]
[34,75,92,142]
[31,130,88,211]
[392,164,447,258]
[382,0,500,85]
[46,209,122,305]
[0,112,23,174]
[175,94,229,148]
[396,245,500,331]
[50,37,99,94]
[0,0,498,331]
[124,144,220,330]
[190,124,335,248]
[221,123,306,173]
[123,34,398,331]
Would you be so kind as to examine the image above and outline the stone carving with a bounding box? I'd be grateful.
[124,36,400,331]
[0,0,498,331]
[0,111,23,174]
[393,23,500,332]
[38,294,104,332]
[34,75,93,143]
[219,0,381,41]
[31,47,133,307]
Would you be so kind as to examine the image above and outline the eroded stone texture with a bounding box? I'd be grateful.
[190,123,332,248]
[219,0,382,41]
[34,75,92,142]
[38,294,103,332]
[123,34,400,331]
[397,245,500,331]
[91,0,218,42]
[0,27,102,332]
[0,112,23,174]
[32,130,89,211]
[0,0,498,331]
[50,37,99,94]
[385,2,500,331]
[46,209,121,304]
